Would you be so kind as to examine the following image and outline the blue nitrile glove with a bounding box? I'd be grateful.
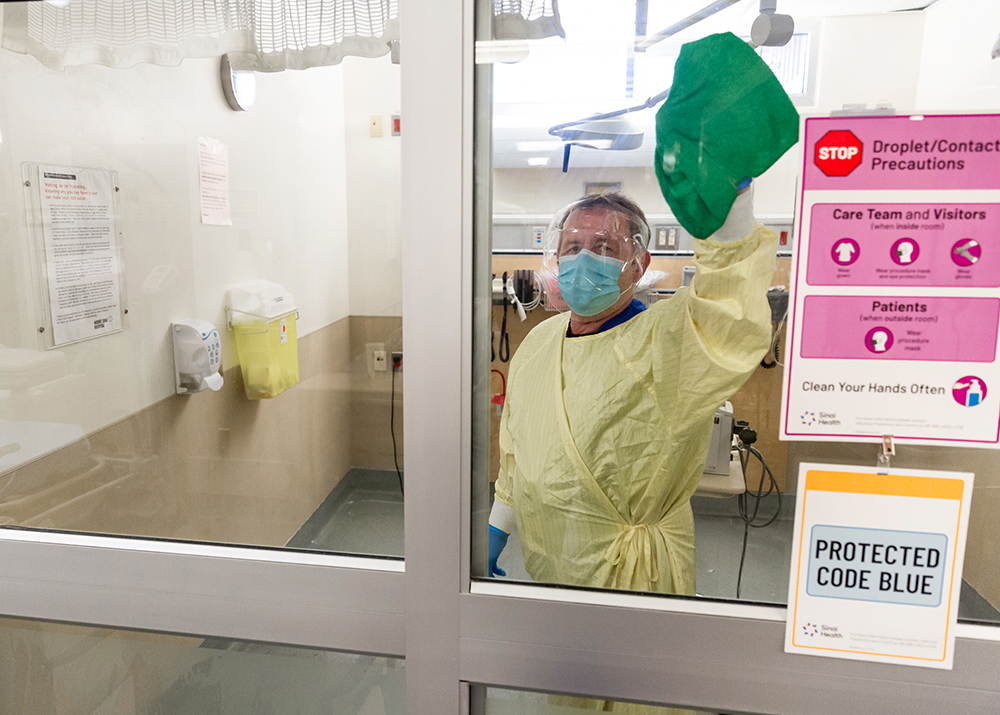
[488,525,509,577]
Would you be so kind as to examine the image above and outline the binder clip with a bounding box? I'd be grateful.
[876,435,895,476]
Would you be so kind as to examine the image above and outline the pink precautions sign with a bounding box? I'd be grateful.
[806,204,1000,288]
[782,113,1000,446]
[800,296,1000,362]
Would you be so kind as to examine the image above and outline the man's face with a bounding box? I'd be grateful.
[558,206,650,319]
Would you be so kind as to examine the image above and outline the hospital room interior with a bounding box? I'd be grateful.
[1,0,999,712]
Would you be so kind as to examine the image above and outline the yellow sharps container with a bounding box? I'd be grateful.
[229,281,300,400]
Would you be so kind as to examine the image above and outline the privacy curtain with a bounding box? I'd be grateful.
[492,0,564,40]
[0,0,398,71]
[0,0,561,70]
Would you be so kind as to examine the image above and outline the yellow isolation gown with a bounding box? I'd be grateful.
[494,225,777,713]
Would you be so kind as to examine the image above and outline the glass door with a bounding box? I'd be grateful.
[451,0,1000,712]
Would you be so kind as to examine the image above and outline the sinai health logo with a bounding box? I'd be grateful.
[801,623,843,640]
[815,130,863,177]
[800,411,839,426]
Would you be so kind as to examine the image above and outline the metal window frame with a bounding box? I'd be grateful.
[459,585,1000,714]
[0,530,406,657]
[1,1,999,715]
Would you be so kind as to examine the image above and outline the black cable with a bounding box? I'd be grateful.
[499,314,510,361]
[737,522,750,601]
[735,443,781,599]
[499,272,511,363]
[760,324,783,369]
[390,361,403,496]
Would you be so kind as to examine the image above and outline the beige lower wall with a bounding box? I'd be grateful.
[0,315,403,548]
[350,316,405,471]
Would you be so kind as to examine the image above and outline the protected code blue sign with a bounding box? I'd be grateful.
[807,525,947,607]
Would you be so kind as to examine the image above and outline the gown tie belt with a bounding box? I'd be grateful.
[609,523,659,589]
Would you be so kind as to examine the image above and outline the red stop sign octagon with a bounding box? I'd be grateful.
[814,130,863,177]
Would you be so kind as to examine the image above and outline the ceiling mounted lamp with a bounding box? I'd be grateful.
[549,98,666,172]
[750,0,795,48]
[548,87,670,172]
[555,117,644,171]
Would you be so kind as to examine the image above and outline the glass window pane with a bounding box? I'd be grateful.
[0,2,403,556]
[473,0,1000,626]
[0,617,403,714]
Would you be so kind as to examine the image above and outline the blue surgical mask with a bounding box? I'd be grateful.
[558,249,625,316]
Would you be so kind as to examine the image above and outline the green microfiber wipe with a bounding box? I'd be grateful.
[654,32,800,239]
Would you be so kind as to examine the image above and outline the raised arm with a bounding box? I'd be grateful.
[665,187,777,421]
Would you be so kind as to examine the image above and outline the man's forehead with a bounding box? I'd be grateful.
[563,207,629,235]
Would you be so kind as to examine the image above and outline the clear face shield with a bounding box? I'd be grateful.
[540,199,650,316]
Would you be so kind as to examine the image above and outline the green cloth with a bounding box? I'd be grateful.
[654,32,799,238]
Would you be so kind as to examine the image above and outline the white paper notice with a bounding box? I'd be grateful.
[785,463,973,669]
[198,137,232,226]
[39,166,123,347]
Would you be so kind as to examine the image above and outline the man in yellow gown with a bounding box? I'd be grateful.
[490,186,775,597]
[486,31,798,713]
[488,188,774,715]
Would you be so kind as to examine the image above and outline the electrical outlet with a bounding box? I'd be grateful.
[374,350,387,371]
[391,351,403,370]
[366,342,386,376]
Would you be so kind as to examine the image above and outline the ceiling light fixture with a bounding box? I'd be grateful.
[750,0,795,48]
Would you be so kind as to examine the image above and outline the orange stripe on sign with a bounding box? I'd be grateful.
[806,470,964,500]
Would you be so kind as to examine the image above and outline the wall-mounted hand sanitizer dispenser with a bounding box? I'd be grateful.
[172,319,224,394]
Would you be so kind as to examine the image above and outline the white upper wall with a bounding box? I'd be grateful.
[0,50,351,435]
[342,55,403,317]
[916,0,1000,110]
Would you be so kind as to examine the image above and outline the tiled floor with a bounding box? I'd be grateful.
[289,469,999,621]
